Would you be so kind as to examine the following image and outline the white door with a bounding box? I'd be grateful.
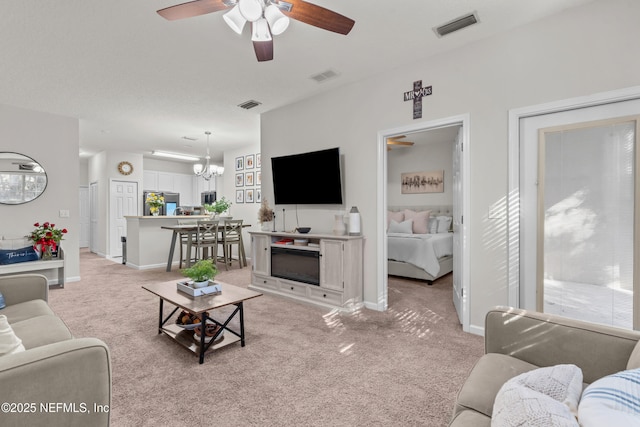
[79,186,90,248]
[90,182,98,253]
[452,128,464,324]
[109,180,138,257]
[520,98,640,329]
[537,118,637,329]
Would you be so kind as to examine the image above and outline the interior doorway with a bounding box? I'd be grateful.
[377,114,470,332]
[79,186,90,248]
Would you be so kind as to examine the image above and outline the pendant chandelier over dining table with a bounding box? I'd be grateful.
[193,131,224,181]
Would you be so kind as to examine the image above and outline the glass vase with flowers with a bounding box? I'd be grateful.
[145,192,165,216]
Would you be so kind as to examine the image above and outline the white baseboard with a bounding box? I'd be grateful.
[468,324,485,337]
[124,262,167,270]
[363,301,384,311]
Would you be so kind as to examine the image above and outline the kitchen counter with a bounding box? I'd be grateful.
[124,215,209,269]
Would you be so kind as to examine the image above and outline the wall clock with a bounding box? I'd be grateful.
[117,161,134,176]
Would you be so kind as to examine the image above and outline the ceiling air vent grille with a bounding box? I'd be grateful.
[434,12,478,37]
[310,69,339,83]
[238,100,262,110]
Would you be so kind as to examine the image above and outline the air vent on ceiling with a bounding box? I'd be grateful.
[310,69,339,83]
[434,12,479,38]
[238,100,262,110]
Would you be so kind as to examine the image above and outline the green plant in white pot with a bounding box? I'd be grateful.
[181,259,218,288]
[203,196,232,218]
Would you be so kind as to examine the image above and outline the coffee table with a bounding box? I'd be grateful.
[142,280,262,364]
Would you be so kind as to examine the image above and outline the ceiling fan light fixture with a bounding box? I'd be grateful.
[264,4,289,35]
[238,0,263,22]
[223,5,246,34]
[251,18,272,42]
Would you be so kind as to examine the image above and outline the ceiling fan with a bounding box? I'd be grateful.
[157,0,355,62]
[387,136,415,151]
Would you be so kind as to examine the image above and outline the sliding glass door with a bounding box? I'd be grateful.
[538,117,639,329]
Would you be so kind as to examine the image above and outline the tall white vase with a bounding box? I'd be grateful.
[333,214,346,235]
[348,206,361,236]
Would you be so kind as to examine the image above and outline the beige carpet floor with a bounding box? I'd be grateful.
[48,250,483,426]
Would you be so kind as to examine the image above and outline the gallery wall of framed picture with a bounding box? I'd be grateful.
[235,152,261,204]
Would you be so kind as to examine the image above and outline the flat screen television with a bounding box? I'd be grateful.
[271,147,343,205]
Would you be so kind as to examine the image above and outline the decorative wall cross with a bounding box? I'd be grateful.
[403,80,432,119]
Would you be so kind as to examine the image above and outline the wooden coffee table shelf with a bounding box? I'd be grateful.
[162,323,241,354]
[142,280,262,364]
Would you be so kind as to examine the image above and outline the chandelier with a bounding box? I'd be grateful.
[193,131,224,181]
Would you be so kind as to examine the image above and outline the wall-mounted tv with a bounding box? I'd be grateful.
[271,147,343,205]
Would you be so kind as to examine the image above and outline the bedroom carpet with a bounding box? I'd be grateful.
[47,250,483,426]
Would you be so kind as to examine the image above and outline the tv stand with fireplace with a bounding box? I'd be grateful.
[248,231,363,311]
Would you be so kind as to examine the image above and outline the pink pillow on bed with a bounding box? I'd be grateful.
[387,211,405,230]
[403,210,431,234]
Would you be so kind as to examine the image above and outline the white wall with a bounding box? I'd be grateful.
[143,157,195,175]
[0,103,80,281]
[223,142,261,258]
[88,150,144,257]
[387,141,453,207]
[261,0,640,330]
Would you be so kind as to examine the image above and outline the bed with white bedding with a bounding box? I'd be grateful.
[387,206,454,283]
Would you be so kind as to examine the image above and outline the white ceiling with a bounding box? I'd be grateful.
[0,0,594,163]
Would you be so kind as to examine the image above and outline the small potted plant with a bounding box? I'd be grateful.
[181,259,218,288]
[257,199,274,231]
[204,196,232,219]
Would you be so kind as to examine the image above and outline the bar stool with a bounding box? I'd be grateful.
[177,219,198,269]
[219,219,246,270]
[196,220,219,263]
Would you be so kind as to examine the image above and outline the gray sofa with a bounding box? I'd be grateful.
[0,274,111,427]
[450,306,640,426]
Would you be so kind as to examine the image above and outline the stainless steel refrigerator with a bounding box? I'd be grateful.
[143,191,180,216]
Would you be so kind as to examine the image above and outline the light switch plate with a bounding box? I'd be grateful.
[59,209,70,218]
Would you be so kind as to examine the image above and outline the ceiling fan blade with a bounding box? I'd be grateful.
[253,40,274,62]
[280,0,355,35]
[157,0,229,21]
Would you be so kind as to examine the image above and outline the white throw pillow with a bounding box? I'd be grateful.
[428,217,438,234]
[436,216,452,233]
[387,210,404,231]
[0,315,25,356]
[578,368,640,427]
[492,365,583,427]
[388,219,413,234]
[493,385,579,427]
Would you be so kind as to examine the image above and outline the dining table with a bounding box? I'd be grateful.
[161,222,251,272]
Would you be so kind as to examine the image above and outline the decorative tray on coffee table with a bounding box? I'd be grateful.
[176,280,222,297]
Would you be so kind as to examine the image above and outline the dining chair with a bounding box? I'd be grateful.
[219,219,246,270]
[196,220,220,263]
[177,219,198,269]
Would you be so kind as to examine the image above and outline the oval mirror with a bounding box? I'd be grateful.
[0,152,48,205]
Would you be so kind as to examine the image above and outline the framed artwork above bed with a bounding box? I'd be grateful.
[401,170,444,194]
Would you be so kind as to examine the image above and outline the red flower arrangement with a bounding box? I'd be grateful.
[29,222,68,253]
